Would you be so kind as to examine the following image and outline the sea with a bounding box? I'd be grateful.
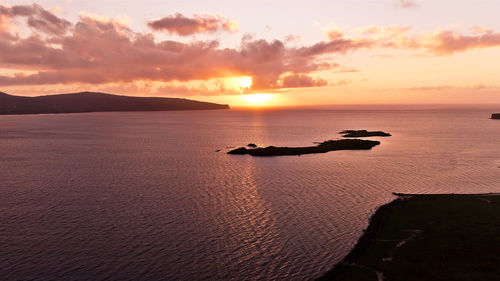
[1,106,499,280]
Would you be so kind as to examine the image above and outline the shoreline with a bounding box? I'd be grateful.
[317,195,403,281]
[317,193,500,280]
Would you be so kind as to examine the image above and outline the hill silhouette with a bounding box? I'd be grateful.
[0,91,229,115]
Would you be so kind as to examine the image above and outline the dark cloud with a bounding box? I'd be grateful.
[148,13,238,36]
[0,3,71,35]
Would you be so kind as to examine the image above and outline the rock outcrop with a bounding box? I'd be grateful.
[228,139,380,157]
[339,130,391,138]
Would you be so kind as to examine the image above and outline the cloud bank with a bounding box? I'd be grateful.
[0,4,370,91]
[1,3,500,96]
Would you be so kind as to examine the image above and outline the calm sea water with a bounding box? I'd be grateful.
[1,107,499,280]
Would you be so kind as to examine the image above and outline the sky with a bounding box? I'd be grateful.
[1,0,500,107]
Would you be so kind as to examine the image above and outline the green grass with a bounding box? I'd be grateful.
[319,194,500,281]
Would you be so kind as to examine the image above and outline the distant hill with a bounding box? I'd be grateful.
[0,91,230,115]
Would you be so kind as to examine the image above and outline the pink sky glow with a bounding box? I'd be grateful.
[1,0,499,107]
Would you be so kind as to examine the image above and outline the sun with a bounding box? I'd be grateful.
[241,93,273,105]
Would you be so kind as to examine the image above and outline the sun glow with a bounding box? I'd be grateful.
[241,93,274,105]
[237,76,253,89]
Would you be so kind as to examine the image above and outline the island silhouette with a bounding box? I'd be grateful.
[339,130,392,138]
[0,91,229,115]
[228,139,381,156]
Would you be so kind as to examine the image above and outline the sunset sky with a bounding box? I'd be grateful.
[1,0,500,107]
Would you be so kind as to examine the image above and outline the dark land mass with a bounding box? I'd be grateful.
[0,91,230,115]
[492,113,500,119]
[227,139,380,156]
[318,193,500,281]
[340,130,391,138]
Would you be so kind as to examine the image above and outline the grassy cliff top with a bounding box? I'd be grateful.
[319,193,500,281]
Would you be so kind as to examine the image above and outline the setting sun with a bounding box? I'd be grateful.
[241,93,273,105]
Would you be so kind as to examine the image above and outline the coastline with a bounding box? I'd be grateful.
[317,195,403,281]
[317,193,500,281]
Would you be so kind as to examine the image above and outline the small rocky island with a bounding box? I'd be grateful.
[228,139,380,156]
[340,130,391,138]
[492,113,500,119]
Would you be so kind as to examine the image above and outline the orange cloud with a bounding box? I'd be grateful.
[327,23,500,54]
[324,23,344,41]
[423,30,500,54]
[471,26,492,34]
[148,13,239,36]
[156,83,239,96]
[280,74,327,88]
